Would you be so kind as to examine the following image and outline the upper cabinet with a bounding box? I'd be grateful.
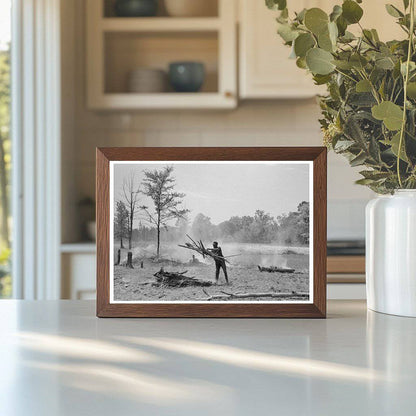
[239,0,321,99]
[86,0,237,109]
[238,0,404,100]
[86,0,406,109]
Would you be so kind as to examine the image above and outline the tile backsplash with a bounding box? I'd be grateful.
[71,100,373,242]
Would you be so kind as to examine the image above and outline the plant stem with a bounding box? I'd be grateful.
[334,68,357,83]
[397,0,415,188]
[358,69,380,104]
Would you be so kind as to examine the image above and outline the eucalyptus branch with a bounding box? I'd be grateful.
[267,0,416,193]
[334,68,357,83]
[358,69,381,104]
[397,0,415,188]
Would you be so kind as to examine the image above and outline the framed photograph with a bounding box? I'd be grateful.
[96,147,327,318]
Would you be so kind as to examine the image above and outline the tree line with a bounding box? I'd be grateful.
[116,181,310,251]
[114,166,189,257]
[190,203,309,245]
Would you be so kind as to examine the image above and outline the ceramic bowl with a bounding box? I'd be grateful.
[168,62,205,93]
[127,68,167,93]
[114,0,158,17]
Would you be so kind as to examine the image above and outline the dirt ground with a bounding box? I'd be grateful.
[113,255,309,302]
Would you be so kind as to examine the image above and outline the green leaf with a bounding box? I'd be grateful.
[356,79,372,92]
[277,23,299,42]
[330,5,343,22]
[407,82,416,99]
[349,92,376,107]
[339,31,356,42]
[375,56,395,70]
[356,178,377,185]
[371,29,380,42]
[295,8,307,22]
[280,8,288,19]
[344,114,368,147]
[304,8,329,35]
[266,0,287,11]
[328,21,338,45]
[313,74,332,85]
[362,29,375,44]
[385,4,403,18]
[318,31,333,52]
[372,101,404,130]
[369,136,381,162]
[296,57,307,69]
[289,44,297,59]
[342,0,364,24]
[379,78,386,99]
[306,48,335,75]
[350,53,368,69]
[401,61,416,76]
[333,59,353,70]
[336,15,348,36]
[350,152,368,167]
[294,33,315,57]
[360,170,391,180]
[334,139,355,152]
[382,132,409,162]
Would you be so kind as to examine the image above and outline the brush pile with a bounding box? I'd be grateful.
[153,268,213,287]
[258,265,295,273]
[178,235,230,263]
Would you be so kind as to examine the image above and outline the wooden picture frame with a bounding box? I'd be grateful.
[96,147,327,318]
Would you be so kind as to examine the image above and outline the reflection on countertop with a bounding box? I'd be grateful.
[0,300,415,415]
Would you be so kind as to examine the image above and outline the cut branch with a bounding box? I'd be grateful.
[197,290,309,301]
[257,265,295,273]
[153,268,213,287]
[179,235,230,264]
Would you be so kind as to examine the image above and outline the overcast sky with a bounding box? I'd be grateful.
[113,162,310,226]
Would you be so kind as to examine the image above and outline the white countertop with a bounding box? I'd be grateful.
[0,300,415,415]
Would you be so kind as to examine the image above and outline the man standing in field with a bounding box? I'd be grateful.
[208,241,229,285]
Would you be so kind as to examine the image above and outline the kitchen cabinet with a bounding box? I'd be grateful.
[238,0,404,99]
[86,0,237,109]
[61,244,96,300]
[239,0,322,99]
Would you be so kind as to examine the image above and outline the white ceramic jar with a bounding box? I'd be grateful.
[366,190,416,317]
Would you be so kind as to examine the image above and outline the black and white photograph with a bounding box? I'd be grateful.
[110,161,313,303]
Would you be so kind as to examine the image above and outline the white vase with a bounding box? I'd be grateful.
[366,190,416,317]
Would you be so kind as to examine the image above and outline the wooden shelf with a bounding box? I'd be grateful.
[89,92,235,110]
[327,256,365,274]
[86,0,237,110]
[61,242,96,254]
[101,17,221,32]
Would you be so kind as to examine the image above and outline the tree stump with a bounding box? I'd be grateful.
[126,252,134,269]
[116,249,121,266]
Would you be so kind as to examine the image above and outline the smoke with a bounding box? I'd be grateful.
[119,240,309,269]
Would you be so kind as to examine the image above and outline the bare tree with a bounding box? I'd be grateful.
[114,200,129,248]
[140,166,189,258]
[122,172,140,249]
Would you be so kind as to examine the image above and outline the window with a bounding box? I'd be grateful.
[0,0,11,298]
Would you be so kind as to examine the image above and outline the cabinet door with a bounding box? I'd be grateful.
[238,0,403,99]
[239,0,320,99]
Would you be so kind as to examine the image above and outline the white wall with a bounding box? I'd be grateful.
[59,0,372,299]
[61,1,374,244]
